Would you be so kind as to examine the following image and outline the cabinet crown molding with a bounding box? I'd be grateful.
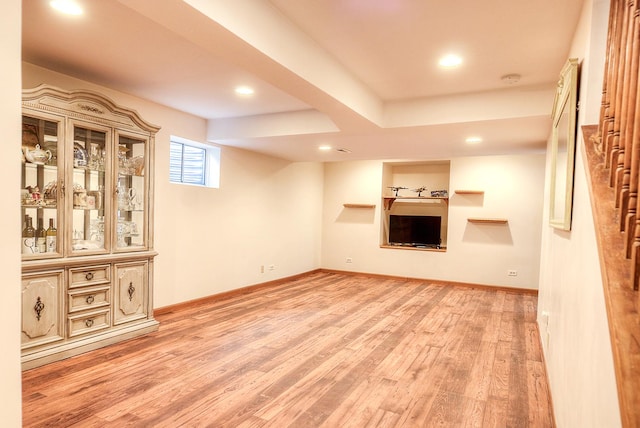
[23,84,161,134]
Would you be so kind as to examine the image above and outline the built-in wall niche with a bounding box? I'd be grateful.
[380,160,450,251]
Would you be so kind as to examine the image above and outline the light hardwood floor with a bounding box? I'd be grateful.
[22,271,554,427]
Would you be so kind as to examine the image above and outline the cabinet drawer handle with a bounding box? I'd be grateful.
[34,296,45,321]
[85,319,94,328]
[86,295,95,304]
[127,282,135,301]
[85,272,94,281]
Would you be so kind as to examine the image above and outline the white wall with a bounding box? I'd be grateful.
[22,63,324,308]
[1,0,23,425]
[322,153,545,289]
[156,148,323,305]
[537,0,622,426]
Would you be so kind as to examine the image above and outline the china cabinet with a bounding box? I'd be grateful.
[20,85,159,370]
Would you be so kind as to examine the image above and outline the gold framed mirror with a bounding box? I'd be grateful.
[549,58,579,230]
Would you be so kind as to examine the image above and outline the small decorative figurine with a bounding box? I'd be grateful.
[412,186,427,197]
[388,186,407,196]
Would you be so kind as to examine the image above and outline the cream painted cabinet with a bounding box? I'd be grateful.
[21,270,64,350]
[20,85,160,370]
[114,261,148,325]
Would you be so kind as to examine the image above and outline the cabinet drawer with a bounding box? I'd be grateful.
[68,286,111,314]
[69,265,110,288]
[68,309,110,338]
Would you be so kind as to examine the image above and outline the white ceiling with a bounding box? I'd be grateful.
[22,0,585,162]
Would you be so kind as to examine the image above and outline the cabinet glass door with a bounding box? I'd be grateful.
[69,122,109,255]
[21,114,63,259]
[115,134,147,250]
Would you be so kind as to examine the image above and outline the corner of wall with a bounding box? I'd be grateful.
[3,0,25,425]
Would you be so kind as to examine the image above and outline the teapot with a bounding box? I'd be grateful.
[23,144,52,165]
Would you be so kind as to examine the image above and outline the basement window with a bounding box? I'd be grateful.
[169,136,220,188]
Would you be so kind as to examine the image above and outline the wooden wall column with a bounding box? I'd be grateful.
[601,0,625,159]
[615,1,639,212]
[624,3,640,256]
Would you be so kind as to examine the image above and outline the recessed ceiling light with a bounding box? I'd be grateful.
[438,54,463,68]
[318,145,332,151]
[465,136,483,144]
[50,0,83,15]
[234,86,254,96]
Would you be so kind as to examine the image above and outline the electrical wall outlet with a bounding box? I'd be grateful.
[260,265,265,273]
[508,270,518,276]
[346,258,353,263]
[541,311,550,348]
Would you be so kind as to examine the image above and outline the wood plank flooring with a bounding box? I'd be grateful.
[22,271,554,427]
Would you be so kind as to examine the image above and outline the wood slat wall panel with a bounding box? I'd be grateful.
[585,124,640,428]
[597,0,640,281]
[594,2,640,422]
